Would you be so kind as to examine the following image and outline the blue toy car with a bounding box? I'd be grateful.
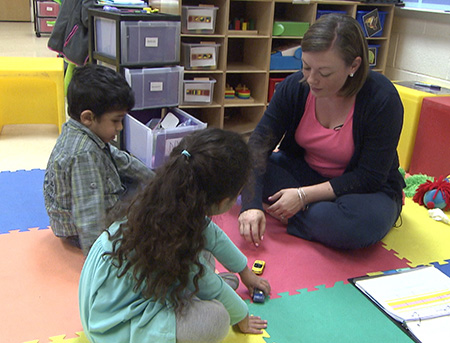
[253,288,265,303]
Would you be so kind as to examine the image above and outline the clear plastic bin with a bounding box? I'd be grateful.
[181,42,221,70]
[123,108,207,169]
[124,66,183,110]
[94,17,180,64]
[182,78,216,104]
[181,6,218,34]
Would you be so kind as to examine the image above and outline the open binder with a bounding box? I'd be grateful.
[349,266,450,343]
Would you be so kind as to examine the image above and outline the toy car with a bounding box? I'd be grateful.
[253,288,265,303]
[252,260,265,275]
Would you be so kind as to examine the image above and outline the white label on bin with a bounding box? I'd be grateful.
[145,37,159,48]
[187,9,214,31]
[184,84,212,103]
[190,46,217,68]
[46,6,54,11]
[165,137,183,156]
[150,82,163,92]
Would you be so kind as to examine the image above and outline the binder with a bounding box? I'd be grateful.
[349,266,450,343]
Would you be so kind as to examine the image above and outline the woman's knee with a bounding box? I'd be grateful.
[288,200,395,249]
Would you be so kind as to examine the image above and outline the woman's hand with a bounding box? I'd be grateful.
[239,266,271,298]
[238,209,266,247]
[237,314,268,334]
[266,188,306,220]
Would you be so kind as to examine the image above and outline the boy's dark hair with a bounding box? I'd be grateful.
[106,128,252,312]
[67,64,135,121]
[302,13,369,97]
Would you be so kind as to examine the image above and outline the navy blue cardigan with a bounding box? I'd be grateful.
[242,70,405,212]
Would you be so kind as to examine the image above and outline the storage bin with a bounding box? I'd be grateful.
[181,42,221,70]
[270,46,302,70]
[272,21,309,37]
[37,1,60,17]
[268,78,285,101]
[181,6,218,34]
[123,108,207,169]
[37,18,56,33]
[356,10,387,37]
[124,66,183,110]
[94,17,180,65]
[182,78,216,105]
[316,10,346,19]
[368,44,379,67]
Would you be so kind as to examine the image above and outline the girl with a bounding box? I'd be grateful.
[79,128,271,342]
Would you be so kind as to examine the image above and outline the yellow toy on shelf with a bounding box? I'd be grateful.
[225,84,235,99]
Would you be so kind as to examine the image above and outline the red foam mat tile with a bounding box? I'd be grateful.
[212,205,410,299]
[0,228,84,343]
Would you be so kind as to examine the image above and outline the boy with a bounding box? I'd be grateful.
[44,64,154,255]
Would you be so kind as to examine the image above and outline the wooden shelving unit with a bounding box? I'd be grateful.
[178,0,395,135]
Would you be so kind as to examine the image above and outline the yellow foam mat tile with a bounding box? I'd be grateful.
[222,326,270,343]
[382,198,450,267]
[23,332,89,343]
[48,332,89,343]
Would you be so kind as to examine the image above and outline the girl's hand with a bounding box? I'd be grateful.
[237,314,268,334]
[239,266,271,297]
[267,188,305,220]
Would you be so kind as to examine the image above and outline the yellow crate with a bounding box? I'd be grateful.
[0,57,65,133]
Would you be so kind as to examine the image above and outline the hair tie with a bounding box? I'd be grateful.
[181,150,191,158]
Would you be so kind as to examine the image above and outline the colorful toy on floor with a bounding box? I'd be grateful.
[252,260,266,275]
[413,175,450,210]
[235,84,251,99]
[252,288,265,303]
[225,84,235,99]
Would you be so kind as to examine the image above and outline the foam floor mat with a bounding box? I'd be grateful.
[0,169,49,233]
[0,228,84,343]
[2,165,448,342]
[212,205,410,299]
[382,198,450,267]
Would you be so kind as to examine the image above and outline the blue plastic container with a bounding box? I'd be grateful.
[316,10,346,20]
[356,10,387,37]
[368,44,380,67]
[270,47,302,71]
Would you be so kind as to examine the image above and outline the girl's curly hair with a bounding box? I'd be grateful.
[105,128,251,312]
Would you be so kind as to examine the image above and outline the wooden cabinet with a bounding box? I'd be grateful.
[178,0,395,135]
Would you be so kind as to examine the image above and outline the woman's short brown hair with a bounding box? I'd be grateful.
[301,13,369,97]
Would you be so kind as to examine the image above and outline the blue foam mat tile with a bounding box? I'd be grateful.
[0,169,49,233]
[431,260,450,277]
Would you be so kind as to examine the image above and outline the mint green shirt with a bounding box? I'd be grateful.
[79,219,249,342]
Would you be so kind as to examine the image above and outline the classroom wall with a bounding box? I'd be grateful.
[385,8,450,88]
[0,0,31,22]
